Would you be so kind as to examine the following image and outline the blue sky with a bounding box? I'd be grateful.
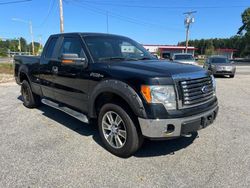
[0,0,249,45]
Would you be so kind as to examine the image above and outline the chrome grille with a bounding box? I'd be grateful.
[180,76,214,107]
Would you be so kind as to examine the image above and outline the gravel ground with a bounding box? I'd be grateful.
[0,74,14,83]
[0,66,250,188]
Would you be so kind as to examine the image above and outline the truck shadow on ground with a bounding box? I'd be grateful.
[17,96,197,158]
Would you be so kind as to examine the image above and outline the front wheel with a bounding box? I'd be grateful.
[98,103,143,158]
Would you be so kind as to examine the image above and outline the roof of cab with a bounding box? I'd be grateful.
[50,32,126,38]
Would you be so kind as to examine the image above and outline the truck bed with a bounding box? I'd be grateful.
[14,55,41,84]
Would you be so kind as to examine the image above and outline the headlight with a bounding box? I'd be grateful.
[141,85,176,110]
[211,75,216,95]
[211,64,216,68]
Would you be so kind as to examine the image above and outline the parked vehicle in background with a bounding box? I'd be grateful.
[171,53,198,66]
[203,56,236,78]
[14,32,218,157]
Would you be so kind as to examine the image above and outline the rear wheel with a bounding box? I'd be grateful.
[21,80,41,108]
[98,103,143,157]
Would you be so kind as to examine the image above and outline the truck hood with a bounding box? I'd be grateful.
[108,60,204,77]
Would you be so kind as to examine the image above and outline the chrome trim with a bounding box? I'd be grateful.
[41,99,89,123]
[172,71,215,109]
[138,105,218,139]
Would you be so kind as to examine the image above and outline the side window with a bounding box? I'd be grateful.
[45,37,57,59]
[59,37,85,58]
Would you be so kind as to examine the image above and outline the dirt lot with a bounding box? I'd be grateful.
[0,65,250,187]
[0,63,14,83]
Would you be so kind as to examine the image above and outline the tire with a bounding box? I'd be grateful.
[230,74,235,78]
[21,80,41,108]
[98,103,143,158]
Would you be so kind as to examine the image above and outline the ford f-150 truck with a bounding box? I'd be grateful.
[14,33,218,157]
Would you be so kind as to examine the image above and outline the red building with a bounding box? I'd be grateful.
[215,48,237,59]
[143,44,197,59]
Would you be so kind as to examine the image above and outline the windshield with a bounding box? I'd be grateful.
[174,54,194,61]
[84,36,154,62]
[209,57,229,64]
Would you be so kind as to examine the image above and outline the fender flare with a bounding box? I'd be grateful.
[88,79,147,119]
[17,65,30,84]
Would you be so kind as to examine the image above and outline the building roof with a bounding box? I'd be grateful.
[143,44,197,50]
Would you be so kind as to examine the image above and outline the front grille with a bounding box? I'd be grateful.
[180,76,214,107]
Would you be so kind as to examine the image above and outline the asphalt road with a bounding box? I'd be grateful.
[0,66,250,187]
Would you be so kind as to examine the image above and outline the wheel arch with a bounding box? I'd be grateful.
[88,80,147,119]
[18,65,30,84]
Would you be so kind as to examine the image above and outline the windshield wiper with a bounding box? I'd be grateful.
[99,57,126,61]
[98,57,152,62]
[137,57,152,60]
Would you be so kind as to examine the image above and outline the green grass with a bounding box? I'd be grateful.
[0,63,14,74]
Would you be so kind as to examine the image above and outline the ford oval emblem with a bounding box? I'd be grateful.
[201,86,209,93]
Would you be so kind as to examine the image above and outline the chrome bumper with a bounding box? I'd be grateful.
[138,106,218,139]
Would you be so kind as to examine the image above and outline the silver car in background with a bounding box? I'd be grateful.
[203,56,236,78]
[171,53,199,66]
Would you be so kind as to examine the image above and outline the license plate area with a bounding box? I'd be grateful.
[201,112,216,128]
[181,109,218,134]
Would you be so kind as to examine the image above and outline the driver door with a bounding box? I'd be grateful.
[52,36,89,113]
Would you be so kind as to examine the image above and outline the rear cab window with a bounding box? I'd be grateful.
[45,37,58,59]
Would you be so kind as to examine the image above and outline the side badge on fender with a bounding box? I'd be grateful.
[90,72,104,78]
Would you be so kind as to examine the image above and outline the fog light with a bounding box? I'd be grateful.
[165,124,175,134]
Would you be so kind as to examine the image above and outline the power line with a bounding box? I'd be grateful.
[0,0,32,5]
[36,0,56,28]
[73,1,249,9]
[70,1,183,32]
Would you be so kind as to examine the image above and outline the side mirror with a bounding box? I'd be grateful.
[60,53,87,68]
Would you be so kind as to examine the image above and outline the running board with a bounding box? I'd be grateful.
[41,99,89,124]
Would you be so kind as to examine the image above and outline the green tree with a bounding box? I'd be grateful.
[238,8,250,57]
[237,8,250,35]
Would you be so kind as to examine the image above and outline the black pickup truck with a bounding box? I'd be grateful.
[14,33,218,157]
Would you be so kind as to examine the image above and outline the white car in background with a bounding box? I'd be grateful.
[171,53,199,66]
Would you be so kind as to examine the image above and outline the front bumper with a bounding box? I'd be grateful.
[214,71,235,76]
[138,105,218,139]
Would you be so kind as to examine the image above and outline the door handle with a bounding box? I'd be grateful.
[52,66,58,74]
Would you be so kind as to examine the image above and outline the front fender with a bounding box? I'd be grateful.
[88,79,147,119]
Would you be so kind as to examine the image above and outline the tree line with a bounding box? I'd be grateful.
[178,36,248,57]
[0,37,41,56]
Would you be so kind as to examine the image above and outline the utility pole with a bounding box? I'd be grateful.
[59,0,64,33]
[183,11,196,53]
[38,35,42,47]
[29,21,35,55]
[18,38,22,52]
[106,11,109,33]
[12,18,35,55]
